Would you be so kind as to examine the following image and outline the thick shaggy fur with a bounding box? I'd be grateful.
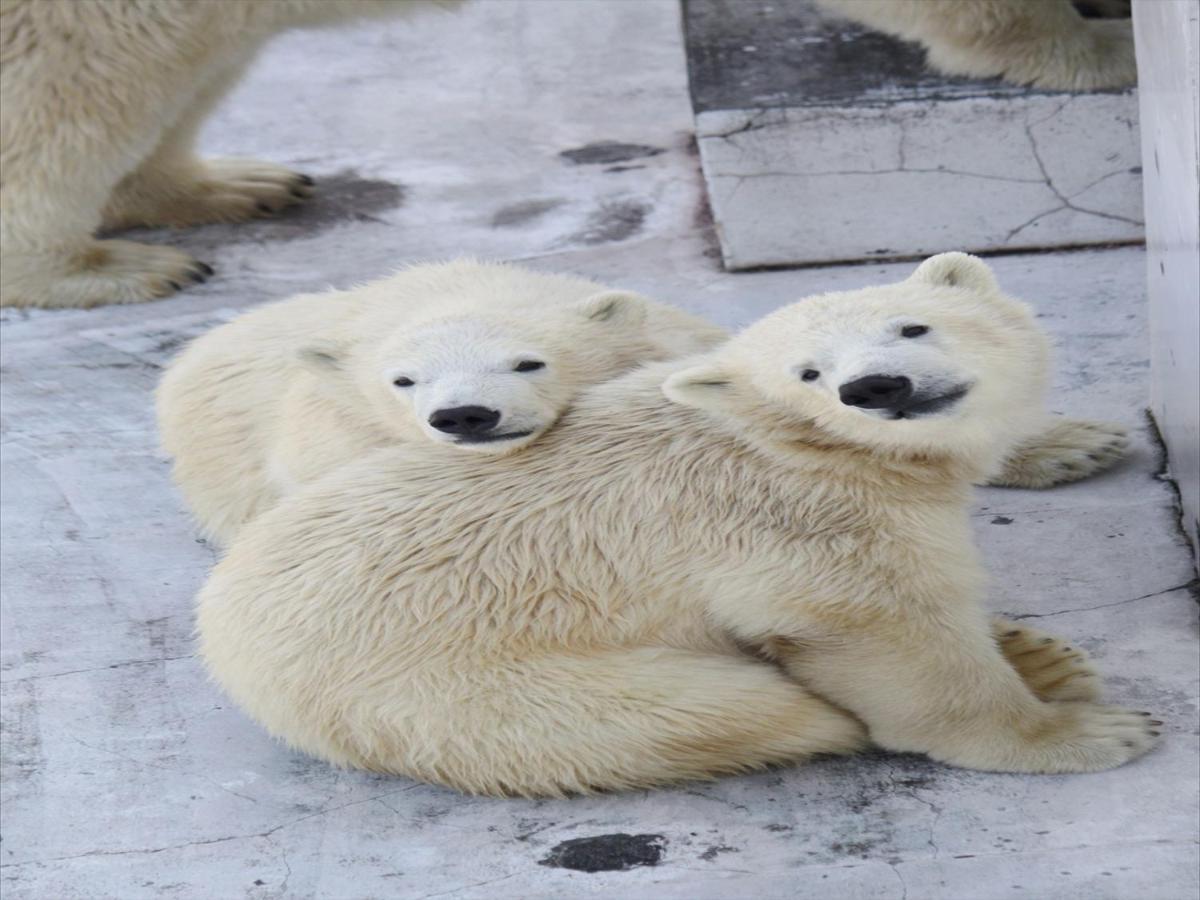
[158,259,1126,545]
[816,0,1135,89]
[196,254,1159,796]
[157,260,727,544]
[0,0,443,308]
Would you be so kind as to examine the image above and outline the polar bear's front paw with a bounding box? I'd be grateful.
[103,158,314,230]
[994,619,1100,702]
[989,418,1128,489]
[1030,703,1162,772]
[0,240,211,309]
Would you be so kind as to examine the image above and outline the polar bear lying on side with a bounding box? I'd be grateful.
[196,254,1159,796]
[158,259,1126,545]
[156,261,726,544]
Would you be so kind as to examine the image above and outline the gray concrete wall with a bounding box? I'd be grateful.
[1134,0,1200,561]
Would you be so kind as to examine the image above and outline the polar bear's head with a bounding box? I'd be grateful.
[301,290,655,454]
[664,254,1050,467]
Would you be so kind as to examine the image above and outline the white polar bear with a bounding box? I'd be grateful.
[196,253,1160,797]
[158,259,1126,545]
[815,0,1135,90]
[156,260,727,544]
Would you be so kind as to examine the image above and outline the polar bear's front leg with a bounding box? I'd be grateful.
[781,617,1160,774]
[101,60,313,231]
[988,418,1129,489]
[0,4,233,307]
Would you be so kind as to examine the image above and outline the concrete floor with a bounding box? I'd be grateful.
[1,3,1197,899]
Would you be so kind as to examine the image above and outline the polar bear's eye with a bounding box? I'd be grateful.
[393,376,415,388]
[800,369,820,382]
[514,360,546,373]
[901,324,930,338]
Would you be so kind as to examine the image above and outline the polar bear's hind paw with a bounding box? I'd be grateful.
[994,619,1102,703]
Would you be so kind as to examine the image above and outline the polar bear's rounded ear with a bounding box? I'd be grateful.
[909,252,998,293]
[578,290,648,326]
[297,340,348,377]
[662,362,739,412]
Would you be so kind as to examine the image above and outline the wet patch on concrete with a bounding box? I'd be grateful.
[559,141,665,165]
[568,199,651,246]
[114,170,405,258]
[538,833,667,872]
[491,198,565,228]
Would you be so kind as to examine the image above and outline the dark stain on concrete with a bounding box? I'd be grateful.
[491,198,565,228]
[991,516,1014,525]
[699,844,739,861]
[116,170,405,257]
[830,840,881,860]
[559,141,665,166]
[538,833,667,873]
[569,199,650,246]
[604,164,647,174]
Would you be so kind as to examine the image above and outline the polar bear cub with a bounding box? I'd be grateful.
[196,253,1159,797]
[160,259,1128,545]
[156,260,726,544]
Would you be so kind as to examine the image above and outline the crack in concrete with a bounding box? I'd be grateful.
[0,786,422,869]
[712,168,1047,184]
[69,736,259,805]
[1,654,196,684]
[884,762,942,860]
[420,873,517,898]
[704,110,774,142]
[1006,101,1144,242]
[1011,579,1198,621]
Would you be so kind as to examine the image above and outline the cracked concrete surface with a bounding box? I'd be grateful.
[697,93,1143,268]
[1,2,1197,899]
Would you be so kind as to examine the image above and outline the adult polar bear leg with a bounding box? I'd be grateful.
[780,614,1157,774]
[0,1,225,307]
[815,0,1136,90]
[988,418,1129,489]
[100,55,314,231]
[347,649,867,796]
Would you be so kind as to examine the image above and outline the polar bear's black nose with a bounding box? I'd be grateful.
[429,405,501,435]
[839,375,913,409]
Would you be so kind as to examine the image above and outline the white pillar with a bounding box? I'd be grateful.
[1134,0,1200,559]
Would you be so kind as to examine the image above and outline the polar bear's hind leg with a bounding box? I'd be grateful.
[343,649,868,797]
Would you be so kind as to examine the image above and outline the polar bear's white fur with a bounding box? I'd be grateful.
[156,260,726,544]
[159,259,1127,545]
[196,254,1159,797]
[0,0,449,308]
[815,0,1135,90]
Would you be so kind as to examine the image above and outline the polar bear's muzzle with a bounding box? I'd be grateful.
[839,374,971,420]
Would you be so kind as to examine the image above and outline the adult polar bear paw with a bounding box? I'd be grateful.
[102,159,315,230]
[0,240,212,309]
[994,619,1101,703]
[989,418,1129,489]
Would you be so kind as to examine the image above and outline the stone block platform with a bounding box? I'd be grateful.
[685,0,1144,269]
